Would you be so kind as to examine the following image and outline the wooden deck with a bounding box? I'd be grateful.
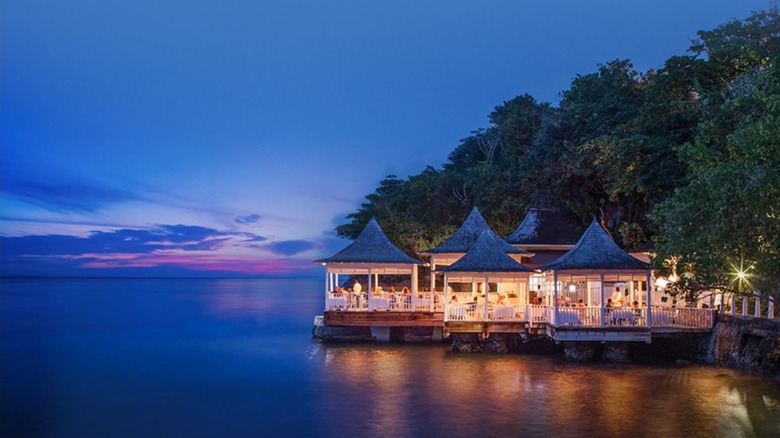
[323,307,715,342]
[548,325,652,342]
[323,310,443,327]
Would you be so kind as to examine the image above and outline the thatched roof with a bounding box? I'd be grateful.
[314,218,421,264]
[506,208,582,245]
[424,207,529,255]
[440,231,534,273]
[539,219,651,271]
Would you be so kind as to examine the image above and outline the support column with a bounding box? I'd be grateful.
[769,296,775,319]
[600,273,605,327]
[742,297,748,316]
[553,272,559,326]
[443,274,450,321]
[324,268,330,311]
[429,260,435,298]
[646,271,652,328]
[483,275,490,321]
[755,291,761,318]
[411,264,419,313]
[730,294,736,316]
[367,268,373,311]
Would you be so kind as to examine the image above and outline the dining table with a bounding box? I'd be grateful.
[610,309,636,325]
[369,296,390,310]
[326,295,347,310]
[494,304,515,319]
[557,308,580,325]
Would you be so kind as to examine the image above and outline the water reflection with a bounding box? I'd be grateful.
[314,344,780,437]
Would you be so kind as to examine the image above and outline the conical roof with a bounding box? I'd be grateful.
[540,219,651,271]
[506,208,582,245]
[424,207,529,255]
[440,231,534,273]
[314,218,421,264]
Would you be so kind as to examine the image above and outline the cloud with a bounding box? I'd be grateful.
[0,220,332,277]
[235,214,261,224]
[266,240,316,256]
[0,168,140,213]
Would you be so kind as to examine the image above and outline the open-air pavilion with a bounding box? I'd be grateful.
[314,218,424,312]
[441,230,534,323]
[421,207,532,298]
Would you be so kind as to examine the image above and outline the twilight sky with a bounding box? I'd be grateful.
[0,0,768,277]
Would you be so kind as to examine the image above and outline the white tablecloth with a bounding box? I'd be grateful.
[558,309,580,325]
[610,309,635,324]
[494,305,514,319]
[369,297,389,310]
[326,296,347,309]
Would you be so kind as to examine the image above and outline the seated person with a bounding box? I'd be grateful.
[564,297,573,307]
[605,298,613,308]
[496,294,506,304]
[449,295,459,304]
[576,299,585,308]
[611,287,623,306]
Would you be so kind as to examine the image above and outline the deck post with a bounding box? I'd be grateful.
[429,260,435,302]
[324,268,329,311]
[742,297,748,316]
[755,291,761,318]
[483,275,490,321]
[769,296,775,319]
[730,294,736,316]
[646,271,652,328]
[553,271,559,326]
[367,268,373,311]
[443,274,450,321]
[600,273,605,327]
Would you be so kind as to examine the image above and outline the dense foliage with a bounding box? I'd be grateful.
[337,10,780,302]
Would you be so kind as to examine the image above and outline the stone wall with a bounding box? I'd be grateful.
[449,333,561,355]
[708,313,780,382]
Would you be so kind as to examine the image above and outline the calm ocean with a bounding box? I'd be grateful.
[1,278,778,437]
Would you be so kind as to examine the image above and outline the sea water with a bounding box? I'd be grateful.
[1,278,779,437]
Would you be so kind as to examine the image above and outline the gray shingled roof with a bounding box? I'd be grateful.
[539,219,651,271]
[506,208,583,245]
[440,231,534,273]
[424,207,529,255]
[314,218,421,264]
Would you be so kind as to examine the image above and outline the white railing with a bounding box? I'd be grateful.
[325,297,716,330]
[324,291,444,313]
[651,307,713,328]
[528,304,548,324]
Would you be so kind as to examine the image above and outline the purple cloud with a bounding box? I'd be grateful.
[266,240,316,256]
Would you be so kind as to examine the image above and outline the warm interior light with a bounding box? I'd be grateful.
[568,284,576,293]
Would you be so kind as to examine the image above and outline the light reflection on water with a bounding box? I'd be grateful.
[1,278,778,437]
[313,344,780,437]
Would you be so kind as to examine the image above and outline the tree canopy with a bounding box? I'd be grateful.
[336,9,780,301]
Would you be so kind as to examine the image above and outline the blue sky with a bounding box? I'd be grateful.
[1,0,768,277]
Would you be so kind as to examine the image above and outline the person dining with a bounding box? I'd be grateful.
[611,287,623,307]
